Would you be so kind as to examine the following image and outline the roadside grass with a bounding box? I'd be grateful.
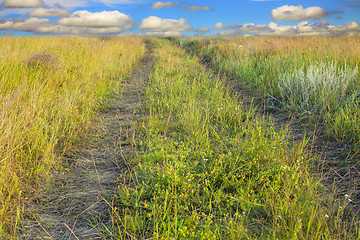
[0,37,145,237]
[177,37,360,144]
[111,39,356,239]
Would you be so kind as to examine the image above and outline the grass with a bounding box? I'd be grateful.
[177,37,360,143]
[110,39,357,239]
[0,37,145,237]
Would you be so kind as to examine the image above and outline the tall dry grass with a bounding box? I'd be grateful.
[0,37,145,236]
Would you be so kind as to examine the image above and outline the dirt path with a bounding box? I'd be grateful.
[20,42,153,240]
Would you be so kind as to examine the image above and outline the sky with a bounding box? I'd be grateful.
[0,0,359,37]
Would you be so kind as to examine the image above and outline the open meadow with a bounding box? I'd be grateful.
[1,36,360,239]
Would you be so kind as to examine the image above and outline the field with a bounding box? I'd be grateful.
[1,36,360,239]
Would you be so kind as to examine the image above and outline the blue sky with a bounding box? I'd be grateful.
[0,0,359,36]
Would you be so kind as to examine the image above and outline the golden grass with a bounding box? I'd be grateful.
[0,37,145,236]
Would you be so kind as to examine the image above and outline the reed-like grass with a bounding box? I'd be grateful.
[0,37,145,237]
[276,61,358,113]
[111,39,356,239]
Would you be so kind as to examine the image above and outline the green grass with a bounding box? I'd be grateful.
[178,37,360,144]
[0,37,145,237]
[111,39,356,239]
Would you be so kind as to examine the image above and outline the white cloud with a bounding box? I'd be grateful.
[331,21,360,32]
[139,16,192,32]
[213,22,224,30]
[58,10,134,29]
[296,20,330,33]
[34,24,82,34]
[87,26,129,34]
[218,30,239,36]
[212,22,242,30]
[185,6,212,11]
[271,5,329,21]
[42,0,88,8]
[266,22,297,35]
[0,18,133,35]
[121,31,183,37]
[195,27,209,33]
[152,1,179,10]
[98,0,143,5]
[41,0,142,9]
[28,6,70,17]
[238,23,272,34]
[212,20,360,37]
[2,0,44,8]
[0,17,50,31]
[0,8,31,16]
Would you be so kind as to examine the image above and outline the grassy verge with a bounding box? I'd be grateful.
[177,37,360,143]
[111,39,356,239]
[0,37,145,237]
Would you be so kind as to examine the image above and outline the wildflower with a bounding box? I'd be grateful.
[348,199,352,202]
[325,214,329,218]
[345,194,349,198]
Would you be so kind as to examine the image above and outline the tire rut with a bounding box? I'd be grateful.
[20,41,153,240]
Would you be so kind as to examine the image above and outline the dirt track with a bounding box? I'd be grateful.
[20,42,153,240]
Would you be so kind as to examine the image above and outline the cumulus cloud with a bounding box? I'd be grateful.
[0,17,50,31]
[139,16,192,32]
[213,22,224,30]
[185,6,212,11]
[152,1,179,10]
[212,22,243,30]
[213,20,360,37]
[195,27,209,33]
[0,12,134,35]
[271,5,329,21]
[218,30,239,36]
[28,5,70,17]
[58,10,134,29]
[2,0,44,8]
[238,23,272,34]
[42,0,142,8]
[331,21,360,33]
[123,31,183,37]
[98,0,143,5]
[34,24,83,34]
[43,0,88,8]
[267,22,297,35]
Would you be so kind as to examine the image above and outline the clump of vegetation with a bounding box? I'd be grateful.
[27,51,62,70]
[0,37,145,237]
[110,39,356,239]
[276,61,358,114]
